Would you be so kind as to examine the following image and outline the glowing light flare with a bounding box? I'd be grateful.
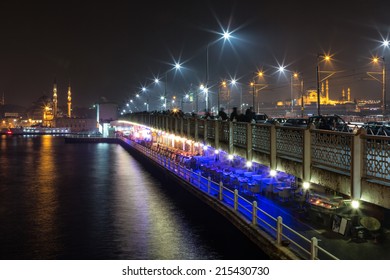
[351,200,360,209]
[228,154,234,160]
[223,31,231,40]
[246,161,252,168]
[269,170,277,177]
[303,182,310,189]
[278,66,285,72]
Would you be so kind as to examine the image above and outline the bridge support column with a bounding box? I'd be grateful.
[215,120,220,150]
[303,126,312,183]
[174,118,178,134]
[204,120,208,143]
[194,119,199,142]
[270,124,277,170]
[228,121,234,155]
[351,129,364,200]
[246,123,252,161]
[189,119,192,141]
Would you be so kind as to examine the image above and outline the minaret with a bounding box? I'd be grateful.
[342,88,345,102]
[0,92,4,105]
[53,80,58,118]
[348,88,351,101]
[67,83,72,117]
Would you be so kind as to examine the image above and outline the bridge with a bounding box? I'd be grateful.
[119,113,390,211]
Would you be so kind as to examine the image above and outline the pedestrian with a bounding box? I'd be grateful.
[218,107,228,120]
[230,107,238,121]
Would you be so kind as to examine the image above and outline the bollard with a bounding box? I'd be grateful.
[234,189,238,211]
[219,182,223,201]
[310,237,318,260]
[252,201,257,225]
[277,216,283,245]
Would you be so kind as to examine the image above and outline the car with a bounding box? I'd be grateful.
[253,113,268,123]
[264,117,287,125]
[307,115,351,132]
[282,118,309,128]
[362,121,390,136]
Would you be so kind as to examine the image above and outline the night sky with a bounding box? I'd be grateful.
[1,0,390,109]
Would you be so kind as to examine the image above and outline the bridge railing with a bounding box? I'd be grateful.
[122,137,339,260]
[121,113,390,208]
[362,134,390,182]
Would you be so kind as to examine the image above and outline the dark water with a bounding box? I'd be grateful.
[0,135,269,260]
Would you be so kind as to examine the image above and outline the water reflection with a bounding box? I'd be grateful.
[0,136,267,260]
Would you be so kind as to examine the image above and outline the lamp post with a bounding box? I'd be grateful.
[290,73,297,113]
[300,74,304,117]
[206,42,210,112]
[316,54,331,116]
[251,81,255,111]
[250,71,266,113]
[382,57,386,115]
[290,72,303,114]
[369,56,386,115]
[316,55,321,116]
[219,80,226,113]
[204,30,232,112]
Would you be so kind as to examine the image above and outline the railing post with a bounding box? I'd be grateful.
[252,201,257,225]
[351,128,364,200]
[207,178,211,194]
[219,181,223,201]
[180,118,184,135]
[277,216,283,245]
[234,189,238,211]
[246,122,253,161]
[198,171,201,188]
[270,124,277,170]
[310,237,318,260]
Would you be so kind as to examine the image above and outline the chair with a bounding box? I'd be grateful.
[278,188,292,202]
[249,183,261,194]
[264,183,273,197]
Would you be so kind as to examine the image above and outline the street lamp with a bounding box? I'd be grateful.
[250,71,266,113]
[368,56,386,115]
[290,72,304,114]
[141,87,149,112]
[204,30,232,112]
[219,80,227,113]
[316,54,331,116]
[155,62,182,110]
[299,74,305,117]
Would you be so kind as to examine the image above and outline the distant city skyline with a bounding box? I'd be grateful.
[1,0,390,108]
